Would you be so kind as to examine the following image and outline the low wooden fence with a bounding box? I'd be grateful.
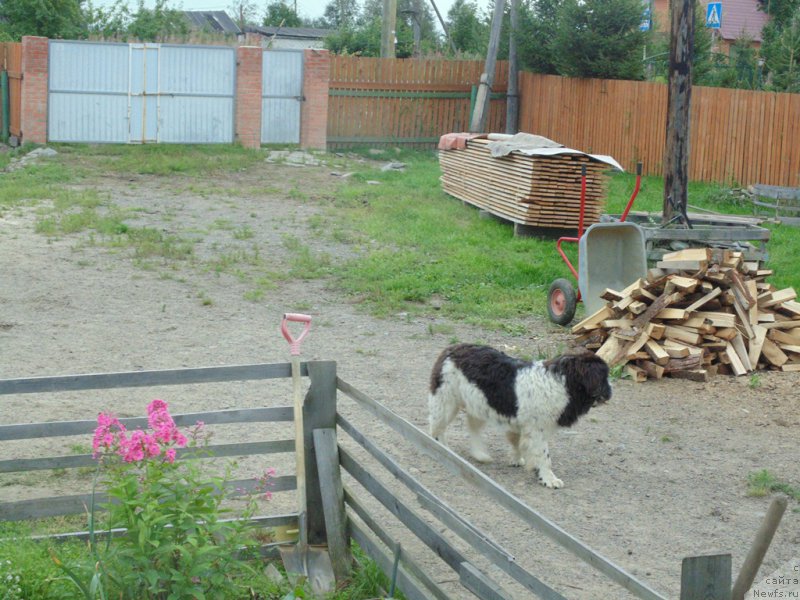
[0,42,22,140]
[328,56,508,147]
[1,360,735,598]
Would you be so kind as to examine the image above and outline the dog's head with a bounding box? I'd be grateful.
[546,352,612,427]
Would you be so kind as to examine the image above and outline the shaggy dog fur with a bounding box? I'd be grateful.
[428,344,611,488]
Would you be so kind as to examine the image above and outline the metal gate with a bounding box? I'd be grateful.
[261,50,303,144]
[48,41,235,144]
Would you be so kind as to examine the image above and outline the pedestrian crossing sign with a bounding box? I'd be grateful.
[706,2,722,28]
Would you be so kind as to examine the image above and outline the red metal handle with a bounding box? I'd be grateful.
[620,162,642,223]
[281,313,312,356]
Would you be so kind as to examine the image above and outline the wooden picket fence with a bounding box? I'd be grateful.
[0,359,740,598]
[328,56,508,147]
[0,42,22,139]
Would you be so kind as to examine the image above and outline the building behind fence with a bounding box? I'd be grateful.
[2,37,798,187]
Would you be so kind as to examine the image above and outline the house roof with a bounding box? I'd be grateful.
[717,0,769,42]
[245,25,333,40]
[182,11,242,35]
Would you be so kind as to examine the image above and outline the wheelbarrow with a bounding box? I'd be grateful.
[547,163,647,325]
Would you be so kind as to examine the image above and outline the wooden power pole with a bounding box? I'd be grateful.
[469,0,506,132]
[663,0,695,224]
[381,0,398,58]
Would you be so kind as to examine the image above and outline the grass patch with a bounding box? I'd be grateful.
[747,469,800,501]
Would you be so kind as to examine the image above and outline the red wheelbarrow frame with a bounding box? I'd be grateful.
[548,162,642,325]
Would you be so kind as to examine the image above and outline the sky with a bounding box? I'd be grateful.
[87,0,485,26]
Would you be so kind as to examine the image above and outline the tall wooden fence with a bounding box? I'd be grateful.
[1,42,22,139]
[518,72,800,187]
[328,56,508,147]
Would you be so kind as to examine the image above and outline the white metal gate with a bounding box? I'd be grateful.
[48,41,235,144]
[261,50,304,144]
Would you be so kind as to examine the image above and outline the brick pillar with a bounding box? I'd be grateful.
[236,46,263,149]
[20,36,49,145]
[300,49,329,150]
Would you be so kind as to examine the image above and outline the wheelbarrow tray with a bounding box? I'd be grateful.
[578,222,648,316]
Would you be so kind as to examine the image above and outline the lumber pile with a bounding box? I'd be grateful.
[572,248,800,382]
[438,137,613,230]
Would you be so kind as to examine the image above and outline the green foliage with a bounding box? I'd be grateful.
[263,0,303,27]
[447,0,488,55]
[747,469,800,501]
[515,0,561,73]
[553,0,649,79]
[320,0,360,29]
[762,7,800,92]
[0,0,86,40]
[126,0,188,42]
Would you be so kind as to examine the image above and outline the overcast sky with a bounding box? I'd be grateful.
[87,0,488,27]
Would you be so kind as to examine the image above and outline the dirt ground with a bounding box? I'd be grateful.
[0,148,798,599]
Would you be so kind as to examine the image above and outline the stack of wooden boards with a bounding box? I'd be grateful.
[438,137,612,229]
[572,248,800,382]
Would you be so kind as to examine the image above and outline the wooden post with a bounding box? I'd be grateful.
[680,554,732,600]
[428,0,457,54]
[303,360,338,545]
[731,495,789,600]
[505,0,519,134]
[381,0,397,58]
[663,0,694,224]
[313,428,352,582]
[469,0,506,133]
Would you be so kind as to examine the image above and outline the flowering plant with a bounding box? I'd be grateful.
[69,399,266,600]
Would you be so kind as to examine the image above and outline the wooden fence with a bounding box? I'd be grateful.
[0,360,734,598]
[328,56,508,147]
[518,72,800,188]
[0,42,22,140]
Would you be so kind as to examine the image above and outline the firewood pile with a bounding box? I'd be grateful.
[438,137,613,230]
[572,247,800,381]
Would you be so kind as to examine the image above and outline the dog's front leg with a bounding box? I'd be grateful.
[519,430,563,489]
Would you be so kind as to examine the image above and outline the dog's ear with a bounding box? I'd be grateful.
[574,354,610,392]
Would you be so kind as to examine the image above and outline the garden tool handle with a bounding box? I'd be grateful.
[281,313,312,356]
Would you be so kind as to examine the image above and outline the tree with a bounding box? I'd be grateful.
[446,0,488,55]
[263,0,303,27]
[514,0,560,73]
[552,0,648,79]
[229,0,258,29]
[762,6,800,91]
[127,0,187,42]
[0,0,86,40]
[319,0,360,28]
[84,0,130,40]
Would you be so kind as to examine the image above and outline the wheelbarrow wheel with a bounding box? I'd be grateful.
[547,279,577,326]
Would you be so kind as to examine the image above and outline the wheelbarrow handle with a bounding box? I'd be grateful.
[281,313,312,356]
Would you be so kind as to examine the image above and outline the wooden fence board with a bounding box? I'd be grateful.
[0,362,304,395]
[336,377,668,600]
[337,413,568,600]
[0,406,293,440]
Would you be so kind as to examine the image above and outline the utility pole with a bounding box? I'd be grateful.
[381,0,397,58]
[428,0,457,54]
[663,0,695,224]
[505,0,519,134]
[469,0,506,132]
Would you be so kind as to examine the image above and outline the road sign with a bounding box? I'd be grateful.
[706,2,722,28]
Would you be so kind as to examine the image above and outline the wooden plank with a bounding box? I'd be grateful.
[638,360,665,379]
[460,562,514,600]
[669,369,710,382]
[0,476,297,521]
[0,439,295,474]
[337,415,565,599]
[336,379,669,600]
[664,326,703,345]
[625,364,648,382]
[0,407,293,441]
[345,487,450,600]
[780,364,800,371]
[312,429,352,583]
[679,554,731,600]
[339,448,513,597]
[0,362,305,396]
[572,305,615,334]
[644,339,670,366]
[725,342,747,376]
[731,333,753,372]
[761,338,789,367]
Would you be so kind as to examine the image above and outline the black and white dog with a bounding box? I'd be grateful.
[428,344,611,488]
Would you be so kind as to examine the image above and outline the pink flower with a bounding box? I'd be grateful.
[164,448,177,463]
[92,412,126,458]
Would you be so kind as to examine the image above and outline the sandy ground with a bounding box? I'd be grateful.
[0,149,798,599]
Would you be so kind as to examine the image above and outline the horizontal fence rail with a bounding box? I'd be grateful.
[336,377,668,600]
[518,72,800,187]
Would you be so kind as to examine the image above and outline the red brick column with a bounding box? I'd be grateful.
[20,36,49,145]
[300,49,329,150]
[236,46,263,149]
